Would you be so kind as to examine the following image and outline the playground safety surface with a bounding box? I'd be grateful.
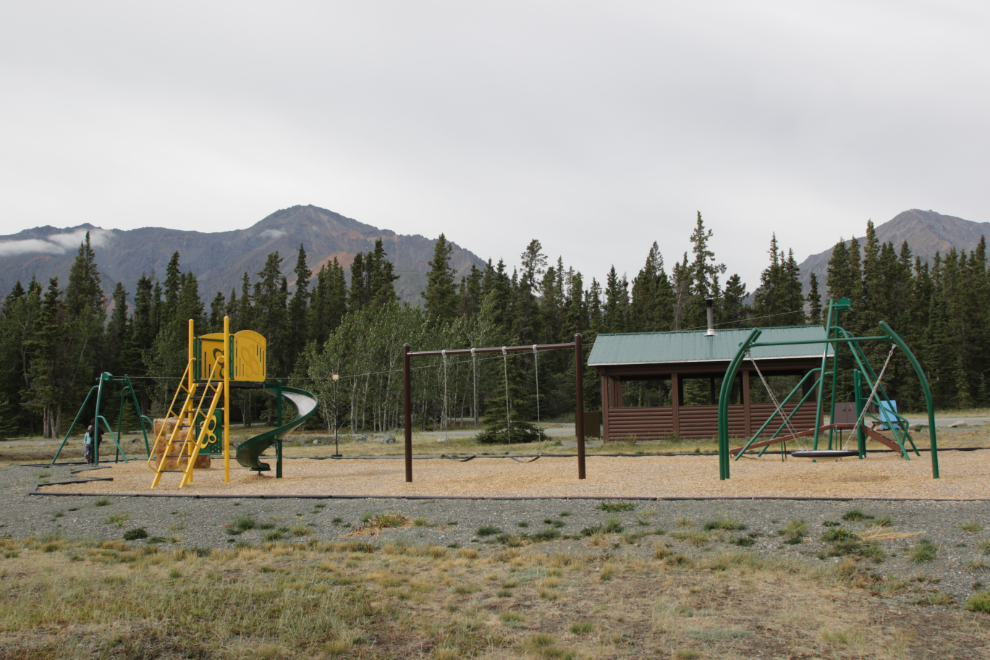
[39,450,988,499]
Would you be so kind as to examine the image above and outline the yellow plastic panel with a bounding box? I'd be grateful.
[198,333,227,381]
[233,330,266,382]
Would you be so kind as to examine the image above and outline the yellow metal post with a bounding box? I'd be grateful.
[187,319,195,483]
[224,315,230,483]
[188,319,195,391]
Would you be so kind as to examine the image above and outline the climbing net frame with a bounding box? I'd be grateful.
[402,335,587,483]
[717,298,940,481]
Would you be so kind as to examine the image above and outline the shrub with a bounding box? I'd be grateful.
[966,591,990,613]
[123,528,148,541]
[476,420,546,444]
[703,517,746,532]
[598,502,636,513]
[909,539,938,564]
[778,520,808,544]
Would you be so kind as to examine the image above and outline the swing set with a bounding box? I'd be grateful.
[717,297,939,480]
[401,334,587,482]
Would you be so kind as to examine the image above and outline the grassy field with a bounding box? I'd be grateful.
[3,530,989,659]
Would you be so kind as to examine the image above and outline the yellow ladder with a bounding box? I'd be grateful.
[150,358,224,489]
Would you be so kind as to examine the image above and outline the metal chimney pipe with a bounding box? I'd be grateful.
[705,298,715,336]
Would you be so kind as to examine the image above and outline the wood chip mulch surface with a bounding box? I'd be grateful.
[40,450,985,499]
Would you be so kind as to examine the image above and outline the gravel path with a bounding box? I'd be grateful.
[5,462,990,606]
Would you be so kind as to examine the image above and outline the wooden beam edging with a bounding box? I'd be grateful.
[26,486,990,503]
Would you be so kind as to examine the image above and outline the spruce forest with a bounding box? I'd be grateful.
[0,212,985,440]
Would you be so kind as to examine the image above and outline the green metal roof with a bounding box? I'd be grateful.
[587,325,833,366]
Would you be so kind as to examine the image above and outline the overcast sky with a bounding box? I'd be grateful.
[1,1,988,290]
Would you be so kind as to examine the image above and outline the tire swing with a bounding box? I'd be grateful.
[791,343,897,459]
[501,346,542,464]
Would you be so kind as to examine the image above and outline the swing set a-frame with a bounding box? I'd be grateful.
[401,334,588,483]
[717,297,940,480]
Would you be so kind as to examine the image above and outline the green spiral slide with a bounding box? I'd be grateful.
[235,385,318,472]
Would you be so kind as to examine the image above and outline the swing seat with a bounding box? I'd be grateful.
[790,449,860,458]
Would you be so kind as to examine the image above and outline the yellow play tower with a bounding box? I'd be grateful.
[149,317,267,488]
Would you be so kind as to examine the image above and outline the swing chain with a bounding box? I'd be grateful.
[471,348,477,429]
[533,345,542,456]
[847,344,897,446]
[502,347,511,448]
[441,350,448,433]
[747,350,803,450]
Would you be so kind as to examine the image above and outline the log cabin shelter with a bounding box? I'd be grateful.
[588,325,833,441]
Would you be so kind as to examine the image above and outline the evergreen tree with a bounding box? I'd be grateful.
[629,243,663,332]
[163,251,182,314]
[287,244,311,367]
[422,234,458,322]
[686,212,726,327]
[458,263,484,317]
[720,275,749,328]
[253,252,290,376]
[808,272,822,325]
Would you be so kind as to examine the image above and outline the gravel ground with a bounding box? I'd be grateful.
[5,462,990,606]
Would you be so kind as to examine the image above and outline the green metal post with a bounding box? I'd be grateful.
[123,376,151,458]
[813,301,835,449]
[96,414,127,463]
[49,386,98,465]
[718,329,762,480]
[93,373,107,465]
[116,387,126,463]
[879,321,939,478]
[276,381,283,479]
[827,310,843,450]
[854,370,865,458]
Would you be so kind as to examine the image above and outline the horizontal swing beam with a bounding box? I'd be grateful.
[408,342,576,358]
[748,336,888,348]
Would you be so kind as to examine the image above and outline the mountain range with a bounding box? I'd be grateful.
[2,205,988,309]
[0,205,486,305]
[797,209,990,293]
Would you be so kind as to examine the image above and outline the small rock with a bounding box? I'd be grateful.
[355,434,369,443]
[380,435,397,445]
[949,421,967,428]
[312,439,320,445]
[437,436,449,443]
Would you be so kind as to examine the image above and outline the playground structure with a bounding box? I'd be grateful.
[50,372,152,466]
[149,317,318,489]
[402,335,587,482]
[717,298,939,480]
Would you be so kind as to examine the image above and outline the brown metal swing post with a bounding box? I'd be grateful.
[403,335,587,482]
